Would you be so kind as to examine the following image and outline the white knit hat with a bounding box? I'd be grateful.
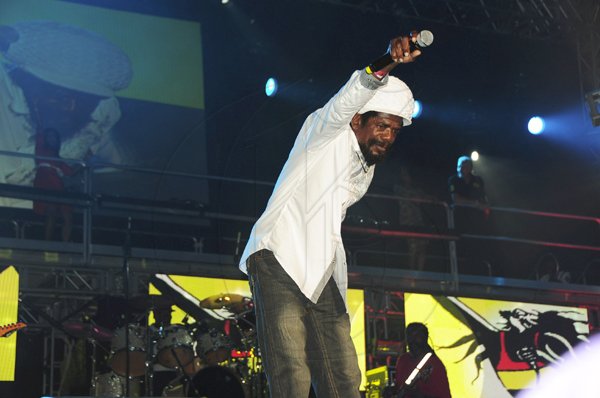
[358,76,415,127]
[1,21,132,97]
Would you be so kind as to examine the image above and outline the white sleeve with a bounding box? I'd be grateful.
[303,70,386,150]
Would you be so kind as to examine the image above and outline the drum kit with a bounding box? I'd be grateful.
[66,293,265,397]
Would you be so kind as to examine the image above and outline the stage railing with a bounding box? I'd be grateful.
[0,150,599,285]
[346,192,600,284]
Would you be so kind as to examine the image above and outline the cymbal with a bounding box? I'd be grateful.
[129,294,174,311]
[200,294,251,312]
[63,321,114,341]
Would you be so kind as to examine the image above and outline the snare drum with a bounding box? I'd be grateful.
[107,324,147,377]
[156,324,195,369]
[92,371,141,397]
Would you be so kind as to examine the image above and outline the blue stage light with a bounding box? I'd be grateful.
[528,116,545,135]
[412,100,422,118]
[265,77,278,97]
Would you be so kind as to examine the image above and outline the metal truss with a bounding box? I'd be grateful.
[314,0,595,39]
[577,14,600,101]
[4,241,240,330]
[18,264,126,331]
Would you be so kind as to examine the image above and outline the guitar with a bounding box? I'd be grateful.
[395,364,433,398]
[0,322,26,337]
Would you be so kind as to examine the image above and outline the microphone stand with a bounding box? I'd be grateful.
[123,217,132,397]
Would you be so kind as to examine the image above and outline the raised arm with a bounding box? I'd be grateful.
[304,34,422,150]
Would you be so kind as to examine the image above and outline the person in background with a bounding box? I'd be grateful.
[448,156,492,274]
[394,166,429,271]
[394,322,452,398]
[536,252,571,283]
[448,156,488,209]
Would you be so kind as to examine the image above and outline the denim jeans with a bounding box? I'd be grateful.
[247,249,362,398]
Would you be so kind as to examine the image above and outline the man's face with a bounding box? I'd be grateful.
[459,161,473,177]
[352,112,403,166]
[44,129,61,151]
[11,69,101,137]
[406,326,428,355]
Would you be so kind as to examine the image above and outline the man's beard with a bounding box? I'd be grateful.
[359,139,390,166]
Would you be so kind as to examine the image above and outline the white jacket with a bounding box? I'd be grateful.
[240,70,387,305]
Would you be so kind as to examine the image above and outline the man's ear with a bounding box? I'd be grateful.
[350,113,362,131]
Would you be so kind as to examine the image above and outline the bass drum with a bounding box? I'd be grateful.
[163,366,247,398]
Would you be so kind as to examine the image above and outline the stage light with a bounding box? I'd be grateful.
[221,0,229,4]
[470,151,479,161]
[265,77,278,97]
[528,116,545,135]
[412,100,422,118]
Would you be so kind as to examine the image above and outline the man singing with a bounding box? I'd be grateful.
[240,34,422,397]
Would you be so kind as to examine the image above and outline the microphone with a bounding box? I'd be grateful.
[367,30,434,73]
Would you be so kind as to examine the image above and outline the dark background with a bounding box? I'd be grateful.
[53,0,600,278]
[65,0,599,216]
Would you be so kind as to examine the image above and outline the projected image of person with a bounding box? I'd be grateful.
[33,128,74,241]
[394,322,452,398]
[0,21,132,208]
[240,34,422,397]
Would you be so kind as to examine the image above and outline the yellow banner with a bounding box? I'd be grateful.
[0,266,20,381]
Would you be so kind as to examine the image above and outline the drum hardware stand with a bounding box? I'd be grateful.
[228,320,266,398]
[169,346,201,397]
[90,339,97,392]
[144,312,174,397]
[122,216,132,397]
[144,318,157,397]
[87,339,116,394]
[235,311,255,333]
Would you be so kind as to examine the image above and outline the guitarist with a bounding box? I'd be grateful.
[394,323,451,398]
